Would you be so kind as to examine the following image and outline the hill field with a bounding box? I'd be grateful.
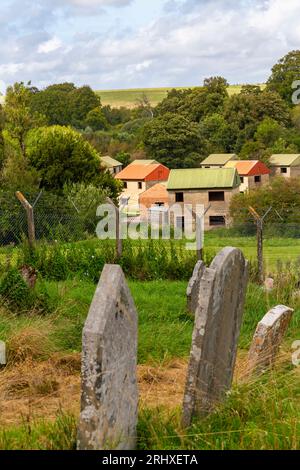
[96,84,266,109]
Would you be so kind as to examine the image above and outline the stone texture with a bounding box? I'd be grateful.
[182,247,248,427]
[0,341,6,365]
[77,264,138,450]
[247,305,294,374]
[186,261,205,314]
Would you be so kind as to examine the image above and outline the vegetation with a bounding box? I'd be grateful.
[0,239,299,449]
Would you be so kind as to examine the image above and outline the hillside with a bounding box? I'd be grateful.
[96,84,266,109]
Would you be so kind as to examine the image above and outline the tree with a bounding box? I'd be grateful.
[85,107,108,131]
[69,85,100,128]
[30,83,101,129]
[4,82,47,157]
[267,50,300,105]
[198,113,234,154]
[254,117,284,147]
[0,105,4,170]
[230,177,300,228]
[142,113,203,168]
[26,125,120,198]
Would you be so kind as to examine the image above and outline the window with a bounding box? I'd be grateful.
[175,192,184,202]
[240,176,244,183]
[123,182,127,189]
[208,191,225,202]
[138,182,142,189]
[209,216,226,226]
[254,175,261,183]
[281,167,287,174]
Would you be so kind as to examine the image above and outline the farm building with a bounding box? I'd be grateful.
[139,183,169,220]
[224,160,270,193]
[129,159,159,166]
[101,156,123,175]
[116,163,170,209]
[200,154,237,168]
[269,154,300,178]
[167,167,241,230]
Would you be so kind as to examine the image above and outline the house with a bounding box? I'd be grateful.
[224,160,270,193]
[269,154,300,178]
[129,159,159,166]
[139,183,169,220]
[167,168,241,230]
[115,163,170,209]
[200,154,237,169]
[101,156,123,175]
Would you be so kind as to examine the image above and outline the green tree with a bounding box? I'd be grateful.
[142,113,203,168]
[26,125,120,198]
[254,117,284,147]
[69,85,100,128]
[4,82,47,156]
[85,107,108,131]
[267,50,300,105]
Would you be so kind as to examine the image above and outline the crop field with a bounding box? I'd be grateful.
[96,84,266,108]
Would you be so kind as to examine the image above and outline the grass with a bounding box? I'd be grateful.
[96,84,266,108]
[0,237,299,450]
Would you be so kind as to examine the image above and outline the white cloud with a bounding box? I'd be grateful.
[38,37,62,54]
[1,0,300,89]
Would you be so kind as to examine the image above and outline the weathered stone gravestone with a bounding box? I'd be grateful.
[0,341,6,366]
[247,305,294,374]
[186,260,205,314]
[77,264,138,450]
[182,247,248,427]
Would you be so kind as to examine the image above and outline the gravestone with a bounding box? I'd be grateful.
[182,247,248,427]
[77,264,138,450]
[186,261,205,314]
[247,305,294,374]
[0,341,6,366]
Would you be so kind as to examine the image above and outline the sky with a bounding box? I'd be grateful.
[0,0,300,92]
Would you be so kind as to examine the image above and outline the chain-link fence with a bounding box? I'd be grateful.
[0,191,99,247]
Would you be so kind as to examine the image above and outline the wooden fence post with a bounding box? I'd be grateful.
[16,191,35,249]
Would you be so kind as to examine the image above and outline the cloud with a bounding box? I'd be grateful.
[38,37,62,54]
[0,0,300,90]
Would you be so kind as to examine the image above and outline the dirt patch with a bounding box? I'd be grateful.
[0,349,290,428]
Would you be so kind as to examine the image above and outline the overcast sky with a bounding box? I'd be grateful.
[0,0,299,92]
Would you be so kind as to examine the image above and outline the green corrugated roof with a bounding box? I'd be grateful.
[201,154,237,166]
[269,154,300,167]
[167,168,240,190]
[101,156,122,168]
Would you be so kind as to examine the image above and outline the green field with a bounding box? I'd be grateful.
[96,84,266,108]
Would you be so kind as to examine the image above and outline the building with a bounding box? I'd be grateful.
[200,154,237,169]
[167,168,241,230]
[139,183,169,220]
[128,159,159,166]
[115,163,170,209]
[269,154,300,178]
[101,156,123,175]
[224,160,270,193]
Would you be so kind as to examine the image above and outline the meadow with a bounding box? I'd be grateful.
[0,235,299,450]
[96,84,266,109]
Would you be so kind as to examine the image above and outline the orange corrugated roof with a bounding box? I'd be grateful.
[225,160,270,176]
[116,163,163,181]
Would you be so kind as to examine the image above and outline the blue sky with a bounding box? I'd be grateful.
[0,0,300,92]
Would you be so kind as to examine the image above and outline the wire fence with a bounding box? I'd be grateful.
[2,191,300,249]
[0,191,99,247]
